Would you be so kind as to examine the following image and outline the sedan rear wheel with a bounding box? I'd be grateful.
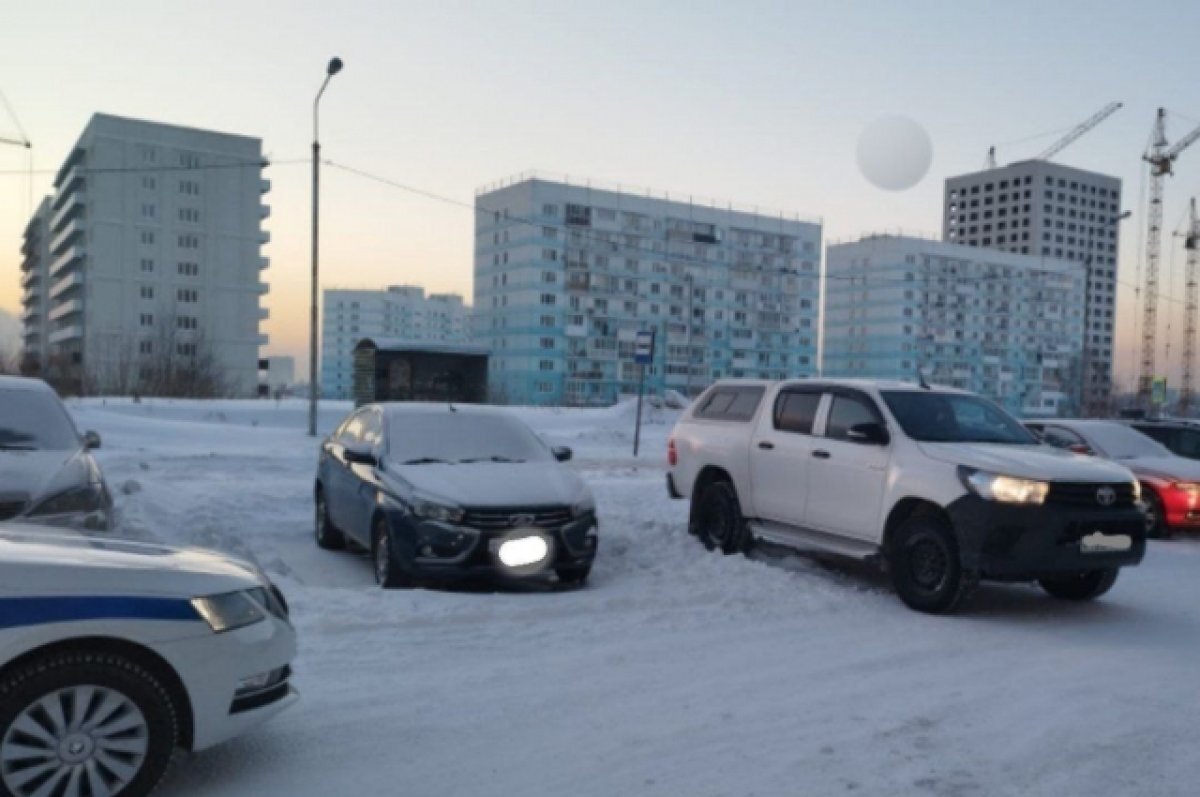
[1142,491,1169,539]
[315,488,345,550]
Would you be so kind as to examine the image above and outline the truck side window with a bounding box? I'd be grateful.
[825,395,881,441]
[774,392,821,434]
[694,387,765,422]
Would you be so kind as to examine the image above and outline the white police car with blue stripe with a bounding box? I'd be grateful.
[0,524,297,797]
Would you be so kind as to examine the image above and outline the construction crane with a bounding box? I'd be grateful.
[1138,108,1200,407]
[1180,199,1200,414]
[984,101,1122,169]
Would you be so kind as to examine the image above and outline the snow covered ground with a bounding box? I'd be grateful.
[64,397,1200,796]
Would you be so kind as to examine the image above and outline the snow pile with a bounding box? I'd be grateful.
[57,398,1200,797]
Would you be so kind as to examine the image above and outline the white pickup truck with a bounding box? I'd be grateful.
[667,379,1148,613]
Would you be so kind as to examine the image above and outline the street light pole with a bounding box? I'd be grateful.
[309,56,343,437]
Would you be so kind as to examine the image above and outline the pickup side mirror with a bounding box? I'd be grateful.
[551,446,573,462]
[83,430,101,450]
[846,422,890,446]
[343,444,378,467]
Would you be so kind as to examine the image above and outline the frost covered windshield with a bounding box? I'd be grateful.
[0,389,80,450]
[881,391,1036,445]
[386,411,552,464]
[1084,423,1171,460]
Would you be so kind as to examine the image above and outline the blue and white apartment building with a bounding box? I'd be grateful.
[824,234,1087,417]
[473,174,823,406]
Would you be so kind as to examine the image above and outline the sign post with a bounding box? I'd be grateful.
[633,329,656,457]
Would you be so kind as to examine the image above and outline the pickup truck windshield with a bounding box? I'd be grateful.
[880,391,1036,445]
[0,389,81,451]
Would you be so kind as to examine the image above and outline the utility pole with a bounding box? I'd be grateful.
[309,57,343,437]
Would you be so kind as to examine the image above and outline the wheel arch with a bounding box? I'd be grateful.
[0,635,195,751]
[882,497,951,554]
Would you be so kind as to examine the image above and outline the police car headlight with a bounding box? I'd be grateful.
[191,590,268,633]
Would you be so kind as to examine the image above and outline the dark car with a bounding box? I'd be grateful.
[0,376,112,531]
[314,403,598,588]
[1125,420,1200,461]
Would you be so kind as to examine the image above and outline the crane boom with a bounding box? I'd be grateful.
[1181,198,1200,414]
[1035,102,1124,161]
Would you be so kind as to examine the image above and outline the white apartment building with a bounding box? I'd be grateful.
[321,286,471,399]
[18,197,52,371]
[22,113,270,395]
[943,160,1121,412]
[824,234,1087,417]
[258,355,295,395]
[474,174,822,406]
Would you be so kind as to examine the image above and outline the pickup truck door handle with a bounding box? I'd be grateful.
[757,441,775,450]
[812,450,831,460]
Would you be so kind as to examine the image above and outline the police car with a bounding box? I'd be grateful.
[0,525,297,797]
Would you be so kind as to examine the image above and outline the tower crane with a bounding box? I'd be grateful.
[1137,108,1200,406]
[1179,199,1200,414]
[984,101,1122,169]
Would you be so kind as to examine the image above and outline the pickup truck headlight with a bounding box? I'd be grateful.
[26,483,108,518]
[411,498,464,524]
[959,466,1049,505]
[191,589,269,633]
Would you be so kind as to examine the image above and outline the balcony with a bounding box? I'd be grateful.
[256,255,268,271]
[49,272,84,300]
[50,219,85,255]
[51,170,85,212]
[49,191,85,233]
[49,245,84,279]
[48,298,83,322]
[257,333,269,346]
[20,269,41,289]
[48,325,83,345]
[260,204,271,220]
[258,283,270,295]
[259,230,271,244]
[258,307,270,320]
[21,305,40,323]
[260,178,271,194]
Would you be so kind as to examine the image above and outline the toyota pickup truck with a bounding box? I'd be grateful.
[666,379,1148,613]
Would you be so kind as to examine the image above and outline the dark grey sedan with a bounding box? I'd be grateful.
[0,376,112,531]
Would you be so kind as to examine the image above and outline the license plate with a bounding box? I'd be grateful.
[1080,532,1132,553]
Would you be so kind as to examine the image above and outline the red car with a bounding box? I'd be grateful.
[1026,419,1200,538]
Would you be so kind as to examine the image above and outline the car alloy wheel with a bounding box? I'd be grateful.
[1,685,149,797]
[374,532,390,585]
[908,537,949,592]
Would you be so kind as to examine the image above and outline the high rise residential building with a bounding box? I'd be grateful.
[942,161,1121,412]
[19,197,52,372]
[320,286,471,399]
[474,174,822,406]
[824,234,1087,417]
[23,113,270,395]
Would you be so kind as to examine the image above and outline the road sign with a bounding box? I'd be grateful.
[1152,376,1167,406]
[634,329,656,365]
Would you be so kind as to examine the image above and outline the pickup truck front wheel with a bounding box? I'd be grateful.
[889,514,970,614]
[694,481,750,555]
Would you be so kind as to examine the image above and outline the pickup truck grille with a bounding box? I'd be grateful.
[0,500,26,521]
[461,506,573,530]
[1046,482,1137,509]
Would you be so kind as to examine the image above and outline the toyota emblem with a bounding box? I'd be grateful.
[1096,486,1116,507]
[510,514,536,527]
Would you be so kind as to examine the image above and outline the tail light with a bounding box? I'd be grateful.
[668,437,677,467]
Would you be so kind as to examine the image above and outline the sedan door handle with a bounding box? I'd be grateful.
[812,450,831,460]
[757,441,775,450]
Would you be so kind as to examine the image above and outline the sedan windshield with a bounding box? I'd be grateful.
[880,391,1036,444]
[387,412,552,464]
[0,389,81,451]
[1084,424,1171,460]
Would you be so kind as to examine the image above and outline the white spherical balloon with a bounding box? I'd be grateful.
[856,115,933,191]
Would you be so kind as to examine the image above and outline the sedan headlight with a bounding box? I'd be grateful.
[410,497,464,524]
[959,466,1049,505]
[1132,481,1142,502]
[26,483,108,518]
[191,589,269,633]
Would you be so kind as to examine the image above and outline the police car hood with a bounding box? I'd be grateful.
[0,525,265,597]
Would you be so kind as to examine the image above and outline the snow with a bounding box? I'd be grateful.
[60,397,1200,796]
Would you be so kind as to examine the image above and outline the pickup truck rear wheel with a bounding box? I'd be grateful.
[889,514,968,614]
[694,481,750,555]
[1038,568,1118,601]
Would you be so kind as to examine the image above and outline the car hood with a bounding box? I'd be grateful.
[385,460,592,509]
[1116,456,1200,483]
[918,442,1136,482]
[0,449,96,508]
[0,525,265,598]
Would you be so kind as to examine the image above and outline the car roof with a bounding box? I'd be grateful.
[1024,419,1126,430]
[0,376,55,392]
[709,377,971,395]
[374,402,511,419]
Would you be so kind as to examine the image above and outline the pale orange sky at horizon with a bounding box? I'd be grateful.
[4,0,1200,387]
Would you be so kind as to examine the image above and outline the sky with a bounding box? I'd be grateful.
[3,0,1200,386]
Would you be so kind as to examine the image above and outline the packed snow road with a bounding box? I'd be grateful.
[64,398,1200,796]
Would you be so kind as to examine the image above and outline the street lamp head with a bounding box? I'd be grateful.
[327,57,344,76]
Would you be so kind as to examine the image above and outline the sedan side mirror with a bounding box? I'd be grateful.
[551,446,573,462]
[846,422,889,446]
[343,444,378,466]
[83,430,101,450]
[1067,443,1094,456]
